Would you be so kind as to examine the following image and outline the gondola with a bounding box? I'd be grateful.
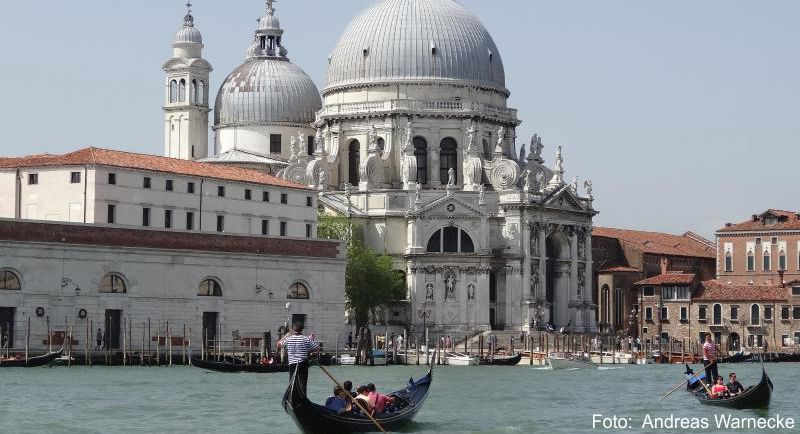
[190,355,290,373]
[480,353,522,366]
[283,366,432,434]
[0,348,63,367]
[686,366,773,409]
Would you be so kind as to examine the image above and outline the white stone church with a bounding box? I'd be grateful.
[157,0,599,333]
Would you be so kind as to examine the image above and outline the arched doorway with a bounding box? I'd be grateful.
[348,140,360,186]
[545,231,570,327]
[728,332,740,352]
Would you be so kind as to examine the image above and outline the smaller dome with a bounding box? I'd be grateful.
[174,25,203,45]
[258,13,281,31]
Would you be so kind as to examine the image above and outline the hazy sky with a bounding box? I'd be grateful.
[1,1,797,238]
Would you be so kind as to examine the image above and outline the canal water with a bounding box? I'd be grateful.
[1,362,797,434]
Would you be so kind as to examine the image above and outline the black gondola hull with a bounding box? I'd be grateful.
[190,355,290,373]
[690,369,773,409]
[283,367,432,434]
[0,349,62,367]
[479,353,522,366]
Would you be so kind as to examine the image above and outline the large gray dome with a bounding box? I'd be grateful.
[214,59,321,127]
[325,0,507,94]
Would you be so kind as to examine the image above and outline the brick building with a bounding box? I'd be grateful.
[717,209,800,285]
[592,227,716,334]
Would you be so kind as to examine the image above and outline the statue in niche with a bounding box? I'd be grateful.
[467,284,475,301]
[530,267,540,298]
[495,126,505,152]
[425,283,434,301]
[444,274,456,301]
[405,121,413,149]
[478,184,485,204]
[447,167,455,186]
[522,169,531,191]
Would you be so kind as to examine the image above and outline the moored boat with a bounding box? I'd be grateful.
[282,365,432,434]
[0,348,63,367]
[546,352,597,369]
[445,352,479,366]
[190,355,289,373]
[479,353,522,366]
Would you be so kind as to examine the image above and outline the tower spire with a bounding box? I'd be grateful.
[183,2,195,27]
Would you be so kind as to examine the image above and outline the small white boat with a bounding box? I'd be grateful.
[445,352,479,366]
[546,352,597,369]
[338,354,356,365]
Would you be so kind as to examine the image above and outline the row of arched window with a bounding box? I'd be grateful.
[708,303,764,325]
[346,136,458,186]
[725,248,788,272]
[0,269,310,299]
[169,79,206,104]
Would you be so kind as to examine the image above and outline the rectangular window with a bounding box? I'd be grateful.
[763,253,771,271]
[245,189,252,200]
[216,215,224,233]
[281,193,288,204]
[771,236,778,245]
[166,180,174,191]
[642,286,655,297]
[280,221,287,237]
[781,305,790,320]
[793,287,800,296]
[662,286,675,300]
[262,191,270,202]
[660,307,668,321]
[306,196,313,207]
[779,254,787,271]
[188,182,195,194]
[307,135,315,155]
[107,204,116,224]
[764,305,773,320]
[698,305,707,320]
[70,171,81,184]
[794,306,800,320]
[186,212,194,230]
[261,220,269,235]
[795,332,800,346]
[730,305,738,320]
[270,134,281,153]
[782,335,790,346]
[142,207,150,227]
[676,286,690,300]
[217,186,225,197]
[755,237,762,245]
[747,254,755,271]
[108,173,116,185]
[644,307,653,321]
[28,173,38,185]
[680,307,688,321]
[306,224,312,238]
[143,177,151,189]
[642,327,648,335]
[164,210,172,229]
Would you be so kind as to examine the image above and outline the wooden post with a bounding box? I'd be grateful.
[47,316,51,354]
[183,324,187,366]
[68,325,73,367]
[156,325,161,367]
[187,327,191,366]
[147,318,151,359]
[415,335,419,365]
[167,321,172,367]
[128,319,133,367]
[89,319,93,367]
[682,338,686,363]
[85,318,90,366]
[25,316,30,362]
[141,322,145,366]
[122,316,127,367]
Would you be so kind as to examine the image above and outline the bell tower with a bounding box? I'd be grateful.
[163,2,212,160]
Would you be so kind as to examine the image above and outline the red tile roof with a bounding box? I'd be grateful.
[599,266,640,273]
[634,273,695,286]
[0,220,341,259]
[717,209,800,232]
[0,147,308,190]
[592,227,715,259]
[693,280,788,302]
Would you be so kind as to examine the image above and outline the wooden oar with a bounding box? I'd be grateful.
[318,365,388,434]
[659,367,708,401]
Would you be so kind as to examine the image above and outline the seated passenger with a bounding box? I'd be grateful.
[343,380,356,398]
[324,387,352,414]
[366,383,396,413]
[726,372,744,395]
[354,385,374,414]
[711,376,728,398]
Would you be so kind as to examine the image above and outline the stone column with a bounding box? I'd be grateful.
[476,269,490,329]
[430,127,441,187]
[538,225,547,304]
[570,228,579,303]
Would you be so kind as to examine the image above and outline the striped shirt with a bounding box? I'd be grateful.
[283,333,320,365]
[703,341,717,360]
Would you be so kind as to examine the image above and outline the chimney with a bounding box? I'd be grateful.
[725,223,732,227]
[778,269,785,287]
[752,214,758,222]
[660,257,669,275]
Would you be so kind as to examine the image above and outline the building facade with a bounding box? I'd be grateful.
[717,209,800,285]
[592,227,716,334]
[0,147,318,238]
[0,220,346,353]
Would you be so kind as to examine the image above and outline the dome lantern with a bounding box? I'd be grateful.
[173,2,203,49]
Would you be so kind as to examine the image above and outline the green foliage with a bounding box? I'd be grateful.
[317,212,353,241]
[345,239,406,326]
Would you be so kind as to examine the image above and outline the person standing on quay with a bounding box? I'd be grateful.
[702,333,719,386]
[95,328,103,351]
[279,322,319,391]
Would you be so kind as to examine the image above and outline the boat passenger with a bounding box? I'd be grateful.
[324,387,353,414]
[354,385,374,414]
[343,380,355,397]
[711,376,728,398]
[367,383,396,413]
[726,373,744,395]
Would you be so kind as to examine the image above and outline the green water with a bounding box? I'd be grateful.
[0,363,797,434]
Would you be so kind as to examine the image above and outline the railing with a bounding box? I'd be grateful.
[319,99,518,120]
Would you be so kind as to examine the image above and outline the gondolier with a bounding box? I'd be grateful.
[278,322,319,391]
[702,334,719,386]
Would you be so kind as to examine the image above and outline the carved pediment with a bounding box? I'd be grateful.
[409,194,489,219]
[542,186,585,212]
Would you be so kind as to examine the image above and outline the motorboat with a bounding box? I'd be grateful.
[546,352,597,369]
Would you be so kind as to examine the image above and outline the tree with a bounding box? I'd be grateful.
[318,211,406,326]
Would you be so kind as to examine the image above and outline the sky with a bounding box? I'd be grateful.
[0,0,797,239]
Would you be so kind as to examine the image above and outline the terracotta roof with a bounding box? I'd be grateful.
[592,227,715,259]
[693,280,788,302]
[599,266,640,273]
[717,209,800,232]
[0,219,341,259]
[634,273,695,286]
[0,147,308,190]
